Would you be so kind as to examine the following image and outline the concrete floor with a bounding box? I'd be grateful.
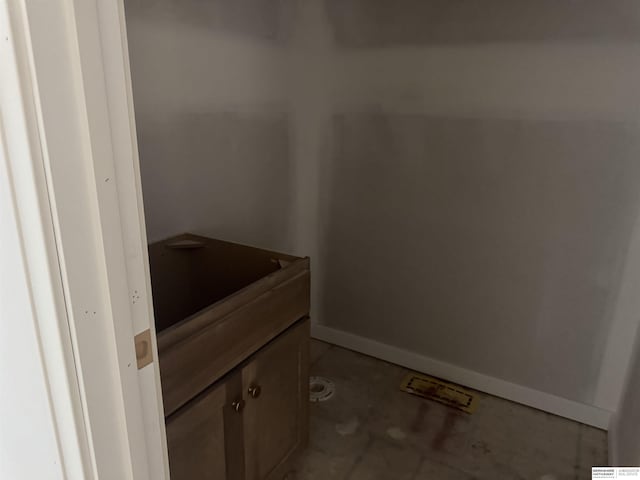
[290,340,608,480]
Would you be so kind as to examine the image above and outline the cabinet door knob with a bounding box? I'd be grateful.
[232,399,245,413]
[248,385,262,399]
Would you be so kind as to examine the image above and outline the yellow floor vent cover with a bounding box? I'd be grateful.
[400,373,478,414]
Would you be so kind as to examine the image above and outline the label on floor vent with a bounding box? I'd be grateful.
[400,373,477,414]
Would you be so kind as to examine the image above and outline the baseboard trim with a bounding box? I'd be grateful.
[311,324,612,430]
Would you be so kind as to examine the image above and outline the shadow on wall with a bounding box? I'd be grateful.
[324,0,640,47]
[125,0,296,43]
[319,113,640,402]
[136,112,293,250]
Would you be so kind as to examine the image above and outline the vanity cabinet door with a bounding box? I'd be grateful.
[166,372,245,480]
[241,319,310,480]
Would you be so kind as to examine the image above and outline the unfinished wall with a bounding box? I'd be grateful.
[126,0,640,423]
[321,116,640,403]
[125,0,295,250]
[299,0,640,414]
[612,329,640,463]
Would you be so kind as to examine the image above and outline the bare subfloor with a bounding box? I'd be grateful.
[290,340,607,480]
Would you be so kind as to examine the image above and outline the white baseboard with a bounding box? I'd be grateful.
[311,324,612,430]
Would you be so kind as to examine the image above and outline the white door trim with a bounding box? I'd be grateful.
[2,0,168,478]
[1,2,92,477]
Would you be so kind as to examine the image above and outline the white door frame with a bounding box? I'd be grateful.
[2,0,168,478]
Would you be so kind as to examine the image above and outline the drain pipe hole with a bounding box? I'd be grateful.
[309,376,335,402]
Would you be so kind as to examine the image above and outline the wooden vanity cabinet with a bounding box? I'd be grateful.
[148,234,310,480]
[165,319,309,480]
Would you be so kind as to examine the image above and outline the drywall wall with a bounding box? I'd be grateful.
[299,0,640,412]
[325,0,640,46]
[125,0,295,250]
[608,213,640,458]
[321,115,640,403]
[126,0,640,420]
[611,327,640,463]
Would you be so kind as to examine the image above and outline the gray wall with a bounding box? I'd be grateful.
[325,0,640,46]
[321,114,640,402]
[306,0,640,409]
[612,330,640,463]
[125,0,295,250]
[126,0,640,413]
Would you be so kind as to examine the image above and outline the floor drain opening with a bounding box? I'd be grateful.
[309,376,335,402]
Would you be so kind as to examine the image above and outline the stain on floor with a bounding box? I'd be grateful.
[290,340,608,479]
